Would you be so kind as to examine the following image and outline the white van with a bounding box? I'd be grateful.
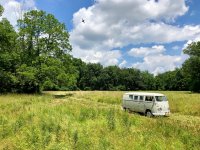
[122,92,170,117]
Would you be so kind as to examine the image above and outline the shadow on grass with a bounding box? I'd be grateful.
[124,109,170,118]
[54,93,74,99]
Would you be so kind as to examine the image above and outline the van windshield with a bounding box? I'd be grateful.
[155,96,167,102]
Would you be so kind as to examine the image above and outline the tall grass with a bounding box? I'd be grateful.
[0,91,200,149]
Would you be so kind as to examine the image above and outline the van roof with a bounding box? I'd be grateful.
[124,92,164,96]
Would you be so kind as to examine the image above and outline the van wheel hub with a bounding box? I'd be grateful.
[146,111,153,117]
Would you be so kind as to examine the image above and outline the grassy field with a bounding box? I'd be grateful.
[0,91,200,150]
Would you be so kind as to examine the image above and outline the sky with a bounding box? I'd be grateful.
[1,0,200,75]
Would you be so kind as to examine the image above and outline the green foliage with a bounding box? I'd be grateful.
[184,41,200,57]
[0,71,18,92]
[141,71,155,90]
[98,66,121,90]
[0,14,20,93]
[155,68,189,91]
[0,18,18,53]
[78,63,103,90]
[73,62,159,91]
[0,5,3,16]
[39,56,77,91]
[42,80,56,91]
[0,7,77,93]
[183,41,200,92]
[120,68,143,90]
[17,10,71,64]
[16,64,39,93]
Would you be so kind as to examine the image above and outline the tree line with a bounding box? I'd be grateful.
[0,6,200,93]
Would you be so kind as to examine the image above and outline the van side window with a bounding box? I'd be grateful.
[139,96,144,101]
[134,96,138,101]
[129,95,133,100]
[145,96,153,101]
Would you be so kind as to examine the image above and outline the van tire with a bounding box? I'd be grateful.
[123,107,127,111]
[146,110,153,117]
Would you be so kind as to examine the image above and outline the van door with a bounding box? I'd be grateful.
[137,96,145,112]
[144,96,154,112]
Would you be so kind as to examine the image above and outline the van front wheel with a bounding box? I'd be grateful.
[146,110,153,117]
[123,107,127,111]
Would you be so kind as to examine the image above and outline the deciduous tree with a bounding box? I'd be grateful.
[0,5,19,92]
[182,42,200,92]
[18,10,72,65]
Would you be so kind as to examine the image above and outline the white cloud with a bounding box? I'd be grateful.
[132,54,188,75]
[119,60,127,68]
[129,44,190,75]
[0,0,36,27]
[92,0,188,25]
[71,46,122,66]
[128,45,165,57]
[70,0,200,71]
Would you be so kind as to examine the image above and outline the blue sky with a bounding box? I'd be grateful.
[1,0,200,75]
[35,0,94,30]
[34,0,200,32]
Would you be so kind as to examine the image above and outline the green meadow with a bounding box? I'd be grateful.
[0,91,200,150]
